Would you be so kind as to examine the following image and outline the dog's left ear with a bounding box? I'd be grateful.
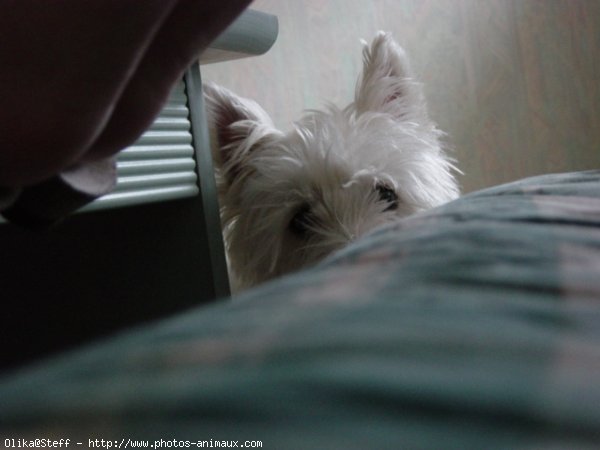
[354,32,428,122]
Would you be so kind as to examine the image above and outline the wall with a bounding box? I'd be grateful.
[201,0,600,193]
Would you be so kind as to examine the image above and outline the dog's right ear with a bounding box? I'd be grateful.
[203,82,276,185]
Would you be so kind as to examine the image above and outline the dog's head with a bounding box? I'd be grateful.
[204,32,460,289]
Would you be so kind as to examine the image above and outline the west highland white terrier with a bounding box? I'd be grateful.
[204,32,460,290]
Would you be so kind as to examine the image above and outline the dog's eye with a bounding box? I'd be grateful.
[289,204,312,237]
[376,184,398,211]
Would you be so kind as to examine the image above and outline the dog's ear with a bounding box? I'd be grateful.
[354,32,428,121]
[203,82,276,184]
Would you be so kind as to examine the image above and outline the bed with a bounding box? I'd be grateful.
[1,170,599,448]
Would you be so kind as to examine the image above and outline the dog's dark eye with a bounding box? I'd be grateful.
[376,184,398,211]
[289,204,312,237]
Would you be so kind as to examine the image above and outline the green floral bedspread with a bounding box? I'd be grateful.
[1,171,599,449]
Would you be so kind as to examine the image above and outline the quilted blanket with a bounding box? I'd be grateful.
[1,171,599,449]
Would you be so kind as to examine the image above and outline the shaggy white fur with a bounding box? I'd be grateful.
[204,32,460,290]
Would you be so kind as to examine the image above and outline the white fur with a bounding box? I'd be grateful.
[204,32,460,290]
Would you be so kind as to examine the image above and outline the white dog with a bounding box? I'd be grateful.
[204,32,460,290]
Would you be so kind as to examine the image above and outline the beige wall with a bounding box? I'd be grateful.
[202,0,600,193]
